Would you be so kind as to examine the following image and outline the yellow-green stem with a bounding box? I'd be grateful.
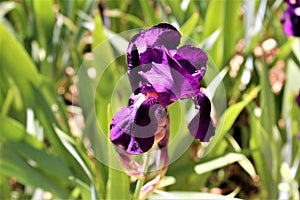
[133,152,151,200]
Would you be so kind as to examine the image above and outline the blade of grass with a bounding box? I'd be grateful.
[32,0,55,49]
[106,168,130,199]
[194,153,247,174]
[0,2,16,18]
[203,0,224,68]
[180,12,199,44]
[0,149,69,198]
[32,85,90,183]
[282,59,300,119]
[0,23,40,107]
[138,0,158,25]
[258,60,276,136]
[0,176,11,199]
[226,135,257,179]
[247,103,277,199]
[166,0,184,25]
[12,142,74,183]
[105,102,130,199]
[222,0,242,66]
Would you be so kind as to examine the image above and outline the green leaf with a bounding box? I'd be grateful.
[31,85,90,184]
[0,23,40,107]
[248,104,277,199]
[258,60,276,136]
[0,149,69,198]
[168,101,181,142]
[12,142,74,183]
[199,29,221,51]
[82,17,122,137]
[0,115,43,149]
[32,0,55,49]
[0,2,16,18]
[0,116,86,195]
[92,13,107,49]
[282,59,300,119]
[194,153,249,174]
[105,102,130,199]
[226,135,257,179]
[0,115,25,142]
[180,12,199,43]
[222,0,242,66]
[105,29,129,55]
[203,0,242,68]
[158,176,176,188]
[54,127,92,181]
[166,0,184,24]
[203,0,224,68]
[206,66,229,99]
[138,0,158,25]
[106,168,130,199]
[0,176,11,199]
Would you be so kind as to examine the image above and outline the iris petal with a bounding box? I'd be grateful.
[296,90,300,107]
[134,51,202,102]
[281,1,300,36]
[188,93,215,142]
[110,105,156,154]
[127,23,181,70]
[127,135,154,154]
[174,45,208,79]
[135,98,159,126]
[166,52,202,97]
[110,107,132,147]
[110,88,168,154]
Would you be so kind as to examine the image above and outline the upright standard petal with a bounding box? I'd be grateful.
[188,93,215,142]
[127,23,181,70]
[127,24,208,103]
[173,45,208,78]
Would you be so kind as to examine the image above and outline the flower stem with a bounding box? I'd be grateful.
[133,153,150,200]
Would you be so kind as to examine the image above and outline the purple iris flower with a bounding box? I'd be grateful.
[110,23,214,155]
[296,90,300,107]
[281,0,300,37]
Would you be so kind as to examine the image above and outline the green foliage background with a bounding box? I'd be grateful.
[0,0,299,199]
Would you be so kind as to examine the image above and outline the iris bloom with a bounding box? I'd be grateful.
[296,90,300,107]
[110,23,214,155]
[281,0,300,37]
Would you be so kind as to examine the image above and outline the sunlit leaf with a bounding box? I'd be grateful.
[180,12,199,43]
[33,0,55,49]
[0,23,40,107]
[0,149,69,198]
[0,116,43,149]
[138,0,158,25]
[158,176,176,188]
[106,168,130,199]
[194,153,247,174]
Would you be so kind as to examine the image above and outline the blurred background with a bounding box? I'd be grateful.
[0,0,299,199]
